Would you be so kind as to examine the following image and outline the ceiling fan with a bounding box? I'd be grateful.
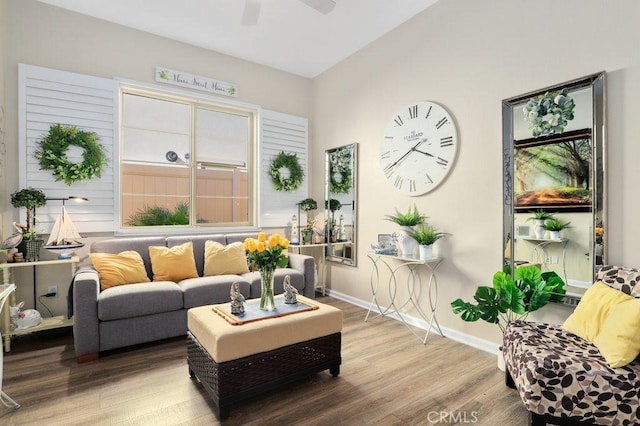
[242,0,336,26]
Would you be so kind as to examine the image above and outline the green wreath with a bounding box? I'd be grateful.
[34,124,107,186]
[329,147,352,194]
[270,151,304,192]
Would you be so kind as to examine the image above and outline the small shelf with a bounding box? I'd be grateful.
[519,237,567,243]
[6,315,73,337]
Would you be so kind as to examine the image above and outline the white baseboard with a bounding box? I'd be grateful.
[324,289,500,355]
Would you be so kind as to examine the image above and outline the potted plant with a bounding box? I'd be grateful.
[527,210,555,239]
[450,265,566,333]
[10,187,47,231]
[301,217,316,244]
[298,198,318,212]
[384,204,427,257]
[21,224,45,262]
[383,204,427,226]
[406,223,449,260]
[543,218,571,240]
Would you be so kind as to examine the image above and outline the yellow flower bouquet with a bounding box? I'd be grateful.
[244,232,290,310]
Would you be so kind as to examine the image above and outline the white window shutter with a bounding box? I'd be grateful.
[259,110,308,227]
[18,64,118,233]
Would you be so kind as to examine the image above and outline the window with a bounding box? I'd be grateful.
[120,88,255,229]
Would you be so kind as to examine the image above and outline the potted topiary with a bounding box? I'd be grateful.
[384,204,427,257]
[406,223,449,260]
[543,219,571,240]
[10,187,47,231]
[298,198,318,212]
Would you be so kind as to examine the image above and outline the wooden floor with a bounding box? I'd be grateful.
[1,296,529,425]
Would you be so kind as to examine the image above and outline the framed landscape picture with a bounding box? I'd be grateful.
[514,135,592,212]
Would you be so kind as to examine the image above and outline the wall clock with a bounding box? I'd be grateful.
[380,101,458,196]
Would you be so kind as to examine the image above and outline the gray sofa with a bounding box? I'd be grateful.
[72,233,315,362]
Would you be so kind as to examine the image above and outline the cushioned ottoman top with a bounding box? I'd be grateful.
[188,296,342,363]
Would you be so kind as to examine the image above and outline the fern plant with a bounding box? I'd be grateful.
[126,202,190,226]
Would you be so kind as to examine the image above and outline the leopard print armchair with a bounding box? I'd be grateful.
[503,266,640,426]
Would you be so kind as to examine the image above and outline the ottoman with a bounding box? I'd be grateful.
[187,295,343,419]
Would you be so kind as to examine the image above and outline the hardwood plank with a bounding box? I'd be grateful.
[0,296,530,424]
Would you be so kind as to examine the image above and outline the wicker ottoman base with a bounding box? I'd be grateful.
[187,331,341,419]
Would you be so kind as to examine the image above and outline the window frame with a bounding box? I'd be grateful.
[116,80,260,235]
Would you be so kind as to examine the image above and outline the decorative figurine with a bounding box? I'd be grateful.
[290,214,299,245]
[338,214,347,241]
[283,275,299,304]
[230,282,245,314]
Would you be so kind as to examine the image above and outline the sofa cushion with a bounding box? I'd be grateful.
[243,269,304,299]
[593,298,640,368]
[562,281,634,342]
[98,281,183,321]
[149,241,198,281]
[91,236,166,281]
[179,276,251,309]
[204,241,249,276]
[89,250,151,290]
[167,234,226,276]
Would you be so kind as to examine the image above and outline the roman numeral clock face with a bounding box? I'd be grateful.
[380,101,458,196]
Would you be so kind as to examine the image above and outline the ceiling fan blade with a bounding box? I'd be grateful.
[299,0,336,15]
[242,0,261,26]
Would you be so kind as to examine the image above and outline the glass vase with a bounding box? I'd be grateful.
[260,267,276,311]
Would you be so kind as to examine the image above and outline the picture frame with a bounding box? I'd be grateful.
[516,224,531,238]
[514,133,593,212]
[377,234,393,248]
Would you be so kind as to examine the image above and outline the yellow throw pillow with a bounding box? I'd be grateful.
[89,251,150,290]
[149,242,198,281]
[593,299,640,368]
[204,241,249,276]
[562,281,635,342]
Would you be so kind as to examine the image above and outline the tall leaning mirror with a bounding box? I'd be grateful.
[503,72,606,291]
[325,143,358,266]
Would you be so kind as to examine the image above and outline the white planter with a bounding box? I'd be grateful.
[394,227,418,257]
[549,230,561,240]
[534,219,546,239]
[419,244,433,261]
[497,349,506,371]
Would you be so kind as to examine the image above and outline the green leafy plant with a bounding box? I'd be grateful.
[406,223,449,246]
[451,265,566,333]
[298,198,318,211]
[326,198,342,212]
[126,202,189,226]
[544,218,572,231]
[10,187,47,231]
[384,204,427,226]
[528,209,555,221]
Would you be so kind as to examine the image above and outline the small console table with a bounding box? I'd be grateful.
[365,252,444,344]
[519,237,568,284]
[0,257,79,352]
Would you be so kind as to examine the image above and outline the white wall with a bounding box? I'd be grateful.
[0,0,6,242]
[311,0,640,345]
[2,0,312,312]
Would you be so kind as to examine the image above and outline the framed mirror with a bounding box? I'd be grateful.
[324,143,358,266]
[502,72,606,291]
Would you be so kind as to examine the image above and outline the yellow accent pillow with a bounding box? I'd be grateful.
[204,241,249,276]
[89,251,150,290]
[593,299,640,368]
[562,281,635,342]
[149,242,198,281]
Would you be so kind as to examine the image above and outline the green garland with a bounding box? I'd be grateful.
[270,151,304,192]
[34,124,107,186]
